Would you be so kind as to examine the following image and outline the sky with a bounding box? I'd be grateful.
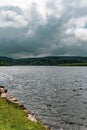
[0,0,87,58]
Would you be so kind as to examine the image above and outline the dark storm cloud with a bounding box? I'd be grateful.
[0,0,87,58]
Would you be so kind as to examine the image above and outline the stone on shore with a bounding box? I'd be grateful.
[0,86,7,94]
[1,93,7,98]
[28,114,37,122]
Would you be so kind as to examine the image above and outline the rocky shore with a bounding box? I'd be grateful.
[0,86,50,130]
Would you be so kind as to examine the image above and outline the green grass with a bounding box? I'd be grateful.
[0,97,47,130]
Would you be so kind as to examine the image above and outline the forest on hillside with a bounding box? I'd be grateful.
[1,56,87,66]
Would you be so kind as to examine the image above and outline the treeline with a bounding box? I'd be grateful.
[1,56,87,66]
[0,57,13,66]
[13,56,87,66]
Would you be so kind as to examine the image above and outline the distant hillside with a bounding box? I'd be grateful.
[0,56,13,66]
[13,56,87,66]
[1,56,87,66]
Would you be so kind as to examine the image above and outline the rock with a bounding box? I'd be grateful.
[0,86,7,94]
[4,89,7,93]
[11,97,18,102]
[0,86,4,88]
[14,101,20,105]
[45,125,50,130]
[1,93,7,98]
[19,104,26,109]
[27,114,37,122]
[0,88,5,94]
[23,109,29,113]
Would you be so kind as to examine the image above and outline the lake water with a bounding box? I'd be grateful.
[0,66,87,130]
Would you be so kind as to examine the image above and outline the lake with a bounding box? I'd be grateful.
[0,66,87,130]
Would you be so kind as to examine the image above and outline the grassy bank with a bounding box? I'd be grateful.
[0,97,47,130]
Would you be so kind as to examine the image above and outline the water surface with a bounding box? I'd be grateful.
[0,66,87,130]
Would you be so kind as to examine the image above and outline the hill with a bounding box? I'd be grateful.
[1,56,87,66]
[0,56,13,66]
[12,56,87,66]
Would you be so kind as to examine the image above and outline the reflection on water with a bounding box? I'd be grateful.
[0,66,87,130]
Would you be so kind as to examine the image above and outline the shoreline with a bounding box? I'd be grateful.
[0,86,50,130]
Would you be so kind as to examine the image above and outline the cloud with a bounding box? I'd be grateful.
[80,0,87,7]
[66,17,87,41]
[0,0,87,58]
[74,28,87,41]
[0,9,28,28]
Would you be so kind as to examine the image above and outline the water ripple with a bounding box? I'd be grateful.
[0,66,87,130]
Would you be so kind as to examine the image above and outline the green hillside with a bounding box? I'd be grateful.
[1,56,87,66]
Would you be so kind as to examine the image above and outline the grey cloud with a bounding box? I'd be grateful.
[0,6,28,28]
[0,6,23,14]
[0,0,87,58]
